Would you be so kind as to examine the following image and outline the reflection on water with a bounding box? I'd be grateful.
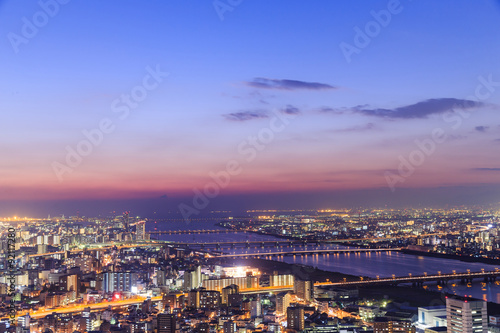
[147,221,500,303]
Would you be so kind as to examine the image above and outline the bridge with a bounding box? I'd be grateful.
[215,248,399,258]
[159,232,467,248]
[148,229,243,235]
[315,269,500,287]
[25,243,164,258]
[161,239,392,248]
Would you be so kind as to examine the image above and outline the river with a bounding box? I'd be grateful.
[147,220,500,303]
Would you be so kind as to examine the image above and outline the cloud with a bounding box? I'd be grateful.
[471,168,500,171]
[317,106,346,114]
[333,123,375,133]
[475,126,489,132]
[223,110,269,122]
[353,98,485,119]
[281,105,301,115]
[245,77,337,91]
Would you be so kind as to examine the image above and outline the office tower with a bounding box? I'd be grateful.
[223,320,237,333]
[447,296,487,333]
[276,291,291,316]
[222,284,239,304]
[158,313,176,333]
[294,279,313,301]
[287,306,305,332]
[123,211,130,232]
[136,220,146,240]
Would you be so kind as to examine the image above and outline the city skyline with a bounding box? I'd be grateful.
[1,1,500,216]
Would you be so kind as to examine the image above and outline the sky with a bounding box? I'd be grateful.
[1,0,500,217]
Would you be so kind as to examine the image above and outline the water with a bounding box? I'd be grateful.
[146,220,500,302]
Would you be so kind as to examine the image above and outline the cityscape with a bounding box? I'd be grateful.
[2,208,500,332]
[1,1,500,333]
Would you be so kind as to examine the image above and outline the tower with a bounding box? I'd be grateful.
[123,211,130,232]
[446,296,487,333]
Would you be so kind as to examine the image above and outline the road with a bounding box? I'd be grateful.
[16,296,162,319]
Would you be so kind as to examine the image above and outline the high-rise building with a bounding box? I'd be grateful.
[184,266,202,291]
[188,288,220,309]
[251,297,262,318]
[157,269,167,286]
[294,279,313,301]
[202,275,259,291]
[223,320,237,333]
[123,211,130,232]
[136,220,146,240]
[447,296,487,333]
[102,272,138,293]
[157,313,176,333]
[270,274,294,287]
[61,274,80,296]
[17,314,30,329]
[276,292,291,316]
[82,307,92,333]
[287,306,305,332]
[222,284,239,304]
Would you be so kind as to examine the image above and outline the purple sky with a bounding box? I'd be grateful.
[1,0,500,216]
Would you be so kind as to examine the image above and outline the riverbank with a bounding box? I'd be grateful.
[208,257,363,282]
[400,249,500,267]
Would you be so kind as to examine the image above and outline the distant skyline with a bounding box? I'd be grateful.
[1,1,500,216]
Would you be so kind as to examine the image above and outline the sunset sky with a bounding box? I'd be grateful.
[1,1,500,216]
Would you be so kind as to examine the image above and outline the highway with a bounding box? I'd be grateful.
[17,296,162,319]
[239,285,294,294]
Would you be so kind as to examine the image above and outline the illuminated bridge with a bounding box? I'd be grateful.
[161,233,465,248]
[215,248,399,258]
[148,229,243,235]
[315,269,500,287]
[163,239,393,248]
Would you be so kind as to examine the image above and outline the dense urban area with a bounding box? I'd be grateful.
[1,207,500,332]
